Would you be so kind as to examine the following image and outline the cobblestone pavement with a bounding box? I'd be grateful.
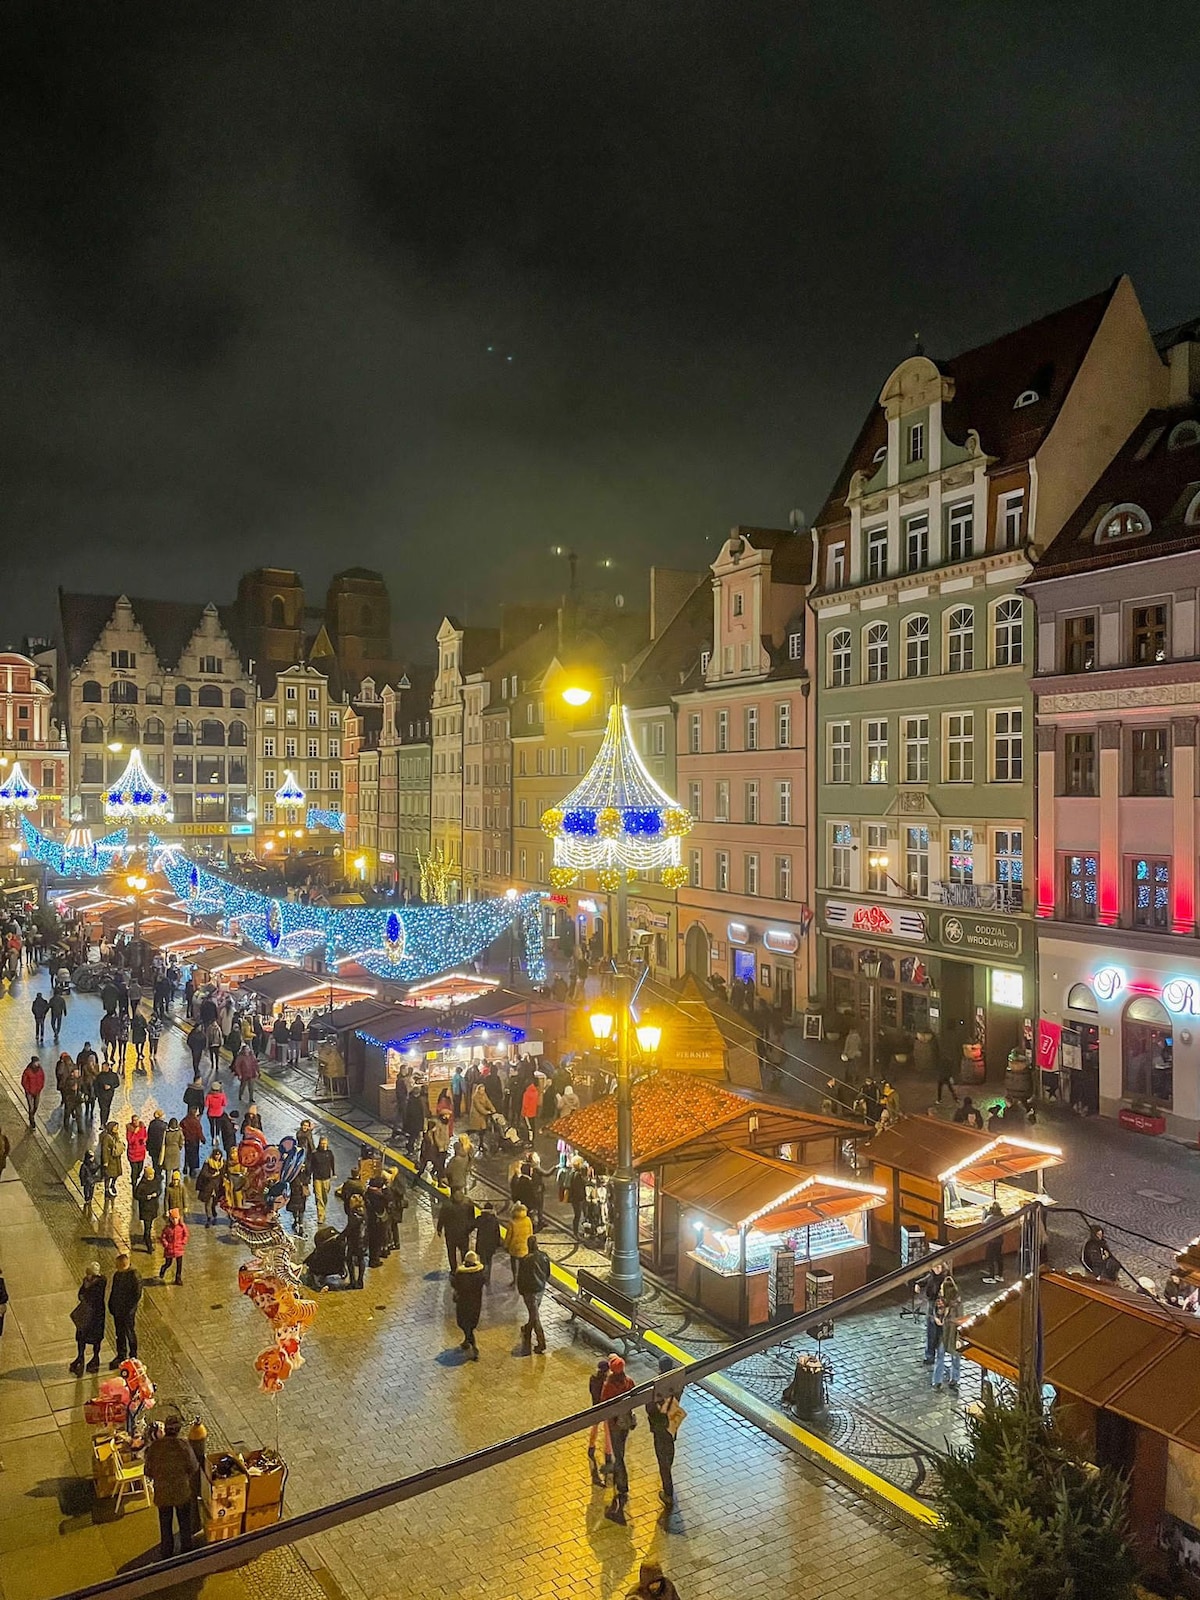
[0,972,943,1600]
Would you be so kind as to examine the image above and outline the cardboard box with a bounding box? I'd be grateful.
[244,1503,283,1532]
[241,1451,286,1510]
[202,1464,248,1518]
[204,1517,244,1543]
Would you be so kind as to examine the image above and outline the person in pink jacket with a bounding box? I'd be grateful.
[126,1116,148,1190]
[159,1210,188,1284]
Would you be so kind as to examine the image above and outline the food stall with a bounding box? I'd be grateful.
[354,1010,546,1123]
[233,965,378,1020]
[662,1148,885,1328]
[864,1114,1062,1263]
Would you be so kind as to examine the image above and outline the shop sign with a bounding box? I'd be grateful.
[763,928,799,955]
[1091,966,1200,1016]
[548,893,569,906]
[1118,1107,1167,1136]
[1035,1019,1061,1073]
[824,899,926,942]
[727,921,751,945]
[627,898,670,931]
[378,851,396,863]
[174,823,228,837]
[938,911,1021,960]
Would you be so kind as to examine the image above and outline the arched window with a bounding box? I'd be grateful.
[80,681,102,703]
[992,597,1023,667]
[198,719,226,747]
[173,717,193,746]
[1122,994,1173,1106]
[80,715,104,744]
[269,596,287,627]
[1013,389,1040,409]
[227,719,247,747]
[229,688,246,709]
[904,615,930,677]
[1097,503,1150,543]
[1066,983,1097,1014]
[174,684,192,706]
[864,622,889,684]
[109,680,138,704]
[197,684,223,707]
[947,606,974,673]
[143,717,165,745]
[144,682,163,704]
[829,629,851,687]
[1168,420,1200,452]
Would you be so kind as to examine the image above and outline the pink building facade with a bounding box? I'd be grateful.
[0,651,68,835]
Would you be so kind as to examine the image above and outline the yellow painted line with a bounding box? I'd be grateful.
[259,1068,937,1527]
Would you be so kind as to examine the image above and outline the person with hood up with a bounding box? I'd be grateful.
[451,1248,486,1358]
[31,990,49,1046]
[159,1209,188,1284]
[624,1561,680,1600]
[646,1355,686,1507]
[69,1263,107,1373]
[600,1354,636,1523]
[506,1200,533,1285]
[180,1109,204,1179]
[78,1148,101,1208]
[20,1056,44,1129]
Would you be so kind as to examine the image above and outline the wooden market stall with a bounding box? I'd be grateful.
[864,1114,1062,1264]
[233,966,378,1019]
[961,1272,1200,1593]
[662,1147,885,1328]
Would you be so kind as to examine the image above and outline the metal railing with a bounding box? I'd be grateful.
[933,880,1024,912]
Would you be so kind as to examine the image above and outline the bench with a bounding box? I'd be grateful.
[550,1266,657,1357]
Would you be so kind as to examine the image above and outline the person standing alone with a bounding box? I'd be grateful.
[646,1356,686,1507]
[20,1056,44,1129]
[452,1250,485,1358]
[108,1253,142,1364]
[143,1414,199,1559]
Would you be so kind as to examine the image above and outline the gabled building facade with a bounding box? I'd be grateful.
[809,278,1165,1074]
[0,651,68,834]
[254,662,344,856]
[431,617,500,900]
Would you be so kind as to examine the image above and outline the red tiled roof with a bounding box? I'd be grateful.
[549,1071,753,1167]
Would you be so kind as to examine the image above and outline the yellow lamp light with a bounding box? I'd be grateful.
[561,685,592,708]
[107,742,123,754]
[589,1010,615,1042]
[635,1022,662,1055]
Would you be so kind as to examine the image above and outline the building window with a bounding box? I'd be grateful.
[865,622,889,683]
[1098,504,1150,543]
[945,712,974,782]
[906,826,929,899]
[905,514,929,572]
[688,780,701,819]
[1132,857,1170,929]
[330,769,341,790]
[775,855,792,900]
[688,713,701,753]
[992,596,1023,666]
[1131,727,1170,795]
[110,650,136,670]
[831,823,852,890]
[714,780,730,821]
[865,824,888,893]
[715,851,729,891]
[652,722,665,756]
[1064,732,1096,796]
[830,629,851,687]
[995,830,1023,898]
[902,715,929,783]
[1062,614,1096,673]
[285,738,297,759]
[999,490,1025,548]
[904,614,930,677]
[992,709,1023,782]
[307,768,320,791]
[199,655,223,675]
[307,709,319,727]
[1131,604,1167,665]
[744,854,759,895]
[866,526,888,581]
[745,706,758,750]
[829,544,846,587]
[285,685,297,701]
[777,780,792,824]
[947,501,974,562]
[329,710,340,728]
[1065,853,1099,922]
[788,629,803,661]
[263,706,276,725]
[777,702,791,748]
[329,738,340,759]
[907,421,924,464]
[263,736,276,759]
[865,719,889,783]
[548,748,557,777]
[307,686,319,701]
[80,680,102,703]
[732,591,744,617]
[948,828,974,884]
[745,780,759,823]
[946,606,974,673]
[688,849,701,888]
[829,722,851,783]
[700,649,711,677]
[716,710,728,752]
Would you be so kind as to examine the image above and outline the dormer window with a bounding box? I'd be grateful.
[700,649,711,676]
[1013,389,1039,409]
[829,544,846,588]
[787,629,803,662]
[1168,420,1200,451]
[907,422,924,463]
[1097,503,1150,543]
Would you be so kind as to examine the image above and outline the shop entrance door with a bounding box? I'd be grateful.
[777,964,794,1018]
[684,923,710,979]
[1122,996,1173,1109]
[733,949,756,986]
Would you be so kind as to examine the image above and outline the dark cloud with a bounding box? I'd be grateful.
[1,1,1198,652]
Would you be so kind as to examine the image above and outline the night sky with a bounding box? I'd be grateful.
[3,3,1198,656]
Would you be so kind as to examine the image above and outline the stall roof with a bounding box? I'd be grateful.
[865,1114,1063,1185]
[307,1000,403,1034]
[236,968,377,1007]
[662,1148,886,1232]
[550,1072,864,1170]
[961,1273,1200,1451]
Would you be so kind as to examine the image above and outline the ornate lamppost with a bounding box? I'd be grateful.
[273,771,306,859]
[103,747,170,871]
[0,760,38,881]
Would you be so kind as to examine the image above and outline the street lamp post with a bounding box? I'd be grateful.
[589,985,662,1302]
[860,950,881,1084]
[126,873,148,941]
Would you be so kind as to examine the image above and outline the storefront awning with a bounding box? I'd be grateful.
[866,1114,1062,1186]
[662,1147,886,1231]
[961,1273,1200,1450]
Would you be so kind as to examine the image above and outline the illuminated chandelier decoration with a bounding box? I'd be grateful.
[541,697,693,892]
[275,771,306,816]
[103,748,170,822]
[0,761,38,815]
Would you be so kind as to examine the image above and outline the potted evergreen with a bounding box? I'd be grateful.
[933,1390,1139,1600]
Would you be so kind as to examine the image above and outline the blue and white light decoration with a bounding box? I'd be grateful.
[0,761,38,815]
[104,748,170,821]
[20,816,130,878]
[154,846,546,985]
[306,806,344,833]
[357,1017,527,1055]
[275,771,305,814]
[540,695,692,893]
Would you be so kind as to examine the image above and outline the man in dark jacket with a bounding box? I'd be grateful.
[472,1201,503,1286]
[31,991,49,1045]
[108,1253,142,1364]
[436,1189,476,1274]
[516,1235,551,1354]
[308,1137,336,1223]
[143,1414,200,1557]
[452,1251,486,1358]
[94,1062,120,1125]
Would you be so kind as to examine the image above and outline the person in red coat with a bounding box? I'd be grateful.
[158,1210,188,1284]
[125,1116,148,1190]
[20,1057,45,1129]
[521,1078,541,1146]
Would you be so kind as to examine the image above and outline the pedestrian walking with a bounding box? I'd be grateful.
[161,1117,183,1180]
[196,1151,224,1226]
[164,1167,185,1217]
[126,1115,148,1188]
[79,1148,100,1208]
[343,1196,367,1289]
[467,1078,496,1154]
[99,1009,120,1066]
[186,1024,206,1075]
[147,1012,162,1064]
[520,1077,540,1145]
[100,1122,123,1199]
[94,1061,119,1126]
[61,1057,85,1136]
[20,1056,44,1129]
[131,1009,148,1067]
[145,1110,167,1177]
[445,1135,473,1195]
[982,1199,1006,1283]
[233,1042,258,1101]
[205,1019,224,1073]
[587,1358,612,1484]
[601,1354,636,1523]
[135,1168,160,1252]
[108,1253,142,1363]
[143,1414,200,1558]
[116,1011,131,1069]
[180,1110,204,1179]
[646,1356,686,1507]
[204,1080,227,1145]
[31,991,49,1045]
[516,1233,550,1354]
[568,1158,589,1236]
[78,1044,99,1120]
[69,1263,107,1373]
[158,1210,188,1283]
[49,987,68,1044]
[506,1201,533,1286]
[287,1172,310,1237]
[527,1156,546,1230]
[624,1560,680,1600]
[385,1168,407,1251]
[452,1250,485,1358]
[437,1188,476,1274]
[473,1201,502,1287]
[241,1102,262,1134]
[308,1137,335,1222]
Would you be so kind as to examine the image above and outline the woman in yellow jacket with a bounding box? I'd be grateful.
[506,1202,533,1286]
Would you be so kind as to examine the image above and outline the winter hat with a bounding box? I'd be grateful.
[608,1355,625,1375]
[463,1251,481,1267]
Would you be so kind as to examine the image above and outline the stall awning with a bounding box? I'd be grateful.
[207,953,285,981]
[236,968,378,1008]
[306,1000,403,1035]
[662,1147,886,1232]
[961,1272,1200,1450]
[866,1114,1062,1186]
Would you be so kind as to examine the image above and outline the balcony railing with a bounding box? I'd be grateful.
[933,880,1024,912]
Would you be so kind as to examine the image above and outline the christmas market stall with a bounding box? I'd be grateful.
[961,1272,1200,1593]
[863,1114,1062,1264]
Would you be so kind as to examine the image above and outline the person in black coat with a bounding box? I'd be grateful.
[401,1088,426,1157]
[472,1201,503,1286]
[305,1226,346,1289]
[342,1198,367,1289]
[385,1170,407,1251]
[568,1161,589,1237]
[365,1179,389,1267]
[70,1264,107,1373]
[134,1170,161,1252]
[107,1253,142,1363]
[452,1252,486,1358]
[436,1189,476,1274]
